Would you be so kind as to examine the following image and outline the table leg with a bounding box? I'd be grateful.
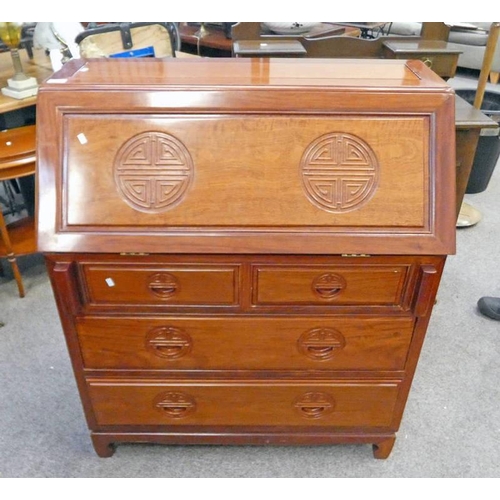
[0,210,25,297]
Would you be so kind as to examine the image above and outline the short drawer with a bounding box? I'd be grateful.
[76,316,414,371]
[253,264,410,307]
[87,379,400,427]
[80,263,240,307]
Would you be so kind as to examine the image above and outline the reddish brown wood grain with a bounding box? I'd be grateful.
[36,58,455,256]
[38,59,456,458]
[76,315,414,371]
[87,378,401,427]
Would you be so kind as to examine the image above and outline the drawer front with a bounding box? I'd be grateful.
[80,264,239,306]
[77,316,414,371]
[87,379,400,427]
[254,264,409,306]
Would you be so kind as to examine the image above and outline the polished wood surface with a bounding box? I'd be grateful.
[0,48,53,113]
[63,115,429,228]
[76,315,414,371]
[0,124,36,176]
[82,262,239,306]
[37,58,455,256]
[0,124,37,297]
[87,378,400,427]
[39,56,448,87]
[38,59,455,458]
[254,263,408,306]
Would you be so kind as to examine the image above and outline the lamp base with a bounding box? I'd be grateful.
[1,75,38,99]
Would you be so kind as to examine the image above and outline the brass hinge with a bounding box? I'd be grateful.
[341,253,371,258]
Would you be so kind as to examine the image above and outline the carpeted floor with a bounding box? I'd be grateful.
[1,69,499,478]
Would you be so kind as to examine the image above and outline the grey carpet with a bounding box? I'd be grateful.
[0,70,499,478]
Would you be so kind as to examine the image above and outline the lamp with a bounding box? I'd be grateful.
[0,22,38,99]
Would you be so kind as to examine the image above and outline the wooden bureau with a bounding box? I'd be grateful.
[36,58,456,458]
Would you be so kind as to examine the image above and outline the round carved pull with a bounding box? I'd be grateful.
[298,327,346,361]
[312,273,346,299]
[145,326,192,359]
[148,273,179,299]
[154,391,196,418]
[293,392,335,419]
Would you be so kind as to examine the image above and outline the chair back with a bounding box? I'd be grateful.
[76,22,177,58]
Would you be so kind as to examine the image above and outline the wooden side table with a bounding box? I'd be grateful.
[0,48,53,114]
[382,40,462,80]
[0,124,37,297]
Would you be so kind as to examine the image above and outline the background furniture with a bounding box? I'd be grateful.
[233,40,307,58]
[76,23,177,59]
[0,124,37,297]
[0,47,52,296]
[179,23,234,57]
[37,58,455,458]
[390,22,500,83]
[382,40,462,80]
[0,47,52,115]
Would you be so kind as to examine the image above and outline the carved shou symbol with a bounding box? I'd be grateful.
[145,326,193,359]
[312,273,347,299]
[298,327,346,361]
[300,132,379,213]
[114,131,193,213]
[293,392,336,419]
[153,391,196,419]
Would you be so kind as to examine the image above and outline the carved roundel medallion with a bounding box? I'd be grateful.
[114,131,193,213]
[300,132,379,213]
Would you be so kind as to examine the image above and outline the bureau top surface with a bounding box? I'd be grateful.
[43,57,449,91]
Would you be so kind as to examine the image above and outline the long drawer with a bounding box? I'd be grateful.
[87,379,401,428]
[77,316,414,371]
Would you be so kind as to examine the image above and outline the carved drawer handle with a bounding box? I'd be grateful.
[307,345,335,356]
[153,391,196,418]
[313,284,341,298]
[147,273,179,299]
[421,57,433,68]
[311,273,346,299]
[298,327,346,361]
[293,392,335,419]
[149,284,178,295]
[145,326,192,359]
[299,406,328,418]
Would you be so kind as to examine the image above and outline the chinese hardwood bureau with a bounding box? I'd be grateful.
[36,58,456,458]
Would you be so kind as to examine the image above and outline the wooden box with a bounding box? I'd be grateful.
[36,58,455,458]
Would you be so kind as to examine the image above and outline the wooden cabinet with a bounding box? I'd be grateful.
[36,58,455,458]
[382,40,462,80]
